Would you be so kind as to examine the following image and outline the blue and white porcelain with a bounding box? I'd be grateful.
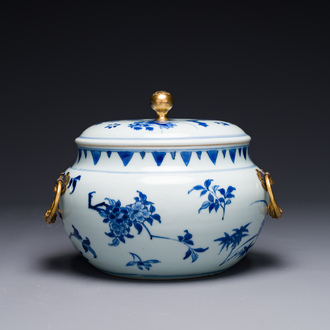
[47,91,281,279]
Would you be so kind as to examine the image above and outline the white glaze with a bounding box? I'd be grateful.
[59,119,269,279]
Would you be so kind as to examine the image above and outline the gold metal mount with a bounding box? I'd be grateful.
[150,90,173,121]
[256,169,283,219]
[44,172,70,224]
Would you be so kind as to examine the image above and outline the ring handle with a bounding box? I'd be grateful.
[256,169,283,219]
[44,172,70,224]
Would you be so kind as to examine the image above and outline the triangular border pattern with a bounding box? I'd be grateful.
[77,146,249,167]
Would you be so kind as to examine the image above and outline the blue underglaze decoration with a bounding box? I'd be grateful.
[243,147,247,160]
[175,230,209,262]
[126,253,160,271]
[207,150,218,165]
[67,175,81,194]
[88,191,209,263]
[186,120,209,127]
[91,150,102,165]
[229,149,236,163]
[140,151,146,159]
[105,123,121,129]
[69,225,97,259]
[214,222,256,266]
[118,151,134,166]
[77,146,249,167]
[214,121,230,126]
[128,120,177,131]
[212,199,268,266]
[188,179,236,220]
[151,229,210,263]
[180,151,192,166]
[152,151,167,166]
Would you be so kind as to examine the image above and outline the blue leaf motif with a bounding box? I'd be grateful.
[69,225,97,259]
[183,249,192,260]
[214,222,258,266]
[194,247,209,253]
[151,214,161,222]
[134,222,143,235]
[189,185,204,192]
[198,201,211,213]
[126,253,161,271]
[186,120,209,127]
[189,180,236,220]
[212,185,220,193]
[191,251,198,263]
[200,190,208,197]
[204,179,213,189]
[209,203,215,213]
[67,175,81,194]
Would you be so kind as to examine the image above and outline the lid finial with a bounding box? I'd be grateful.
[150,90,173,121]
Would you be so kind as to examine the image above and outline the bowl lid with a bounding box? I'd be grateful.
[75,91,251,150]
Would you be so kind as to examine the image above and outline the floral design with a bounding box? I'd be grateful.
[67,175,81,194]
[177,230,209,262]
[89,190,160,246]
[126,253,160,271]
[214,223,257,266]
[188,179,236,220]
[69,225,97,259]
[128,120,177,131]
[105,123,121,129]
[186,120,209,127]
[88,191,209,263]
[185,120,229,127]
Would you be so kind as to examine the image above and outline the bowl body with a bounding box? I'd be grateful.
[60,141,268,279]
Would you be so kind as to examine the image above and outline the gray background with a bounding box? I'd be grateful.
[1,2,329,329]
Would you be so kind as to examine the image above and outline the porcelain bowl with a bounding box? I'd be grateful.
[45,91,281,279]
[57,119,270,279]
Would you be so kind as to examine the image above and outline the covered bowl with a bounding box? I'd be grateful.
[44,91,282,279]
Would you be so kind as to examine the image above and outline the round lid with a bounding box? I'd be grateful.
[75,91,251,150]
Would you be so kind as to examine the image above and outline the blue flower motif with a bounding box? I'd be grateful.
[88,191,161,246]
[128,120,177,131]
[88,191,209,264]
[100,200,134,246]
[129,201,151,222]
[105,123,121,129]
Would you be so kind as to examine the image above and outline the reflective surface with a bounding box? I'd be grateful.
[0,203,328,329]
